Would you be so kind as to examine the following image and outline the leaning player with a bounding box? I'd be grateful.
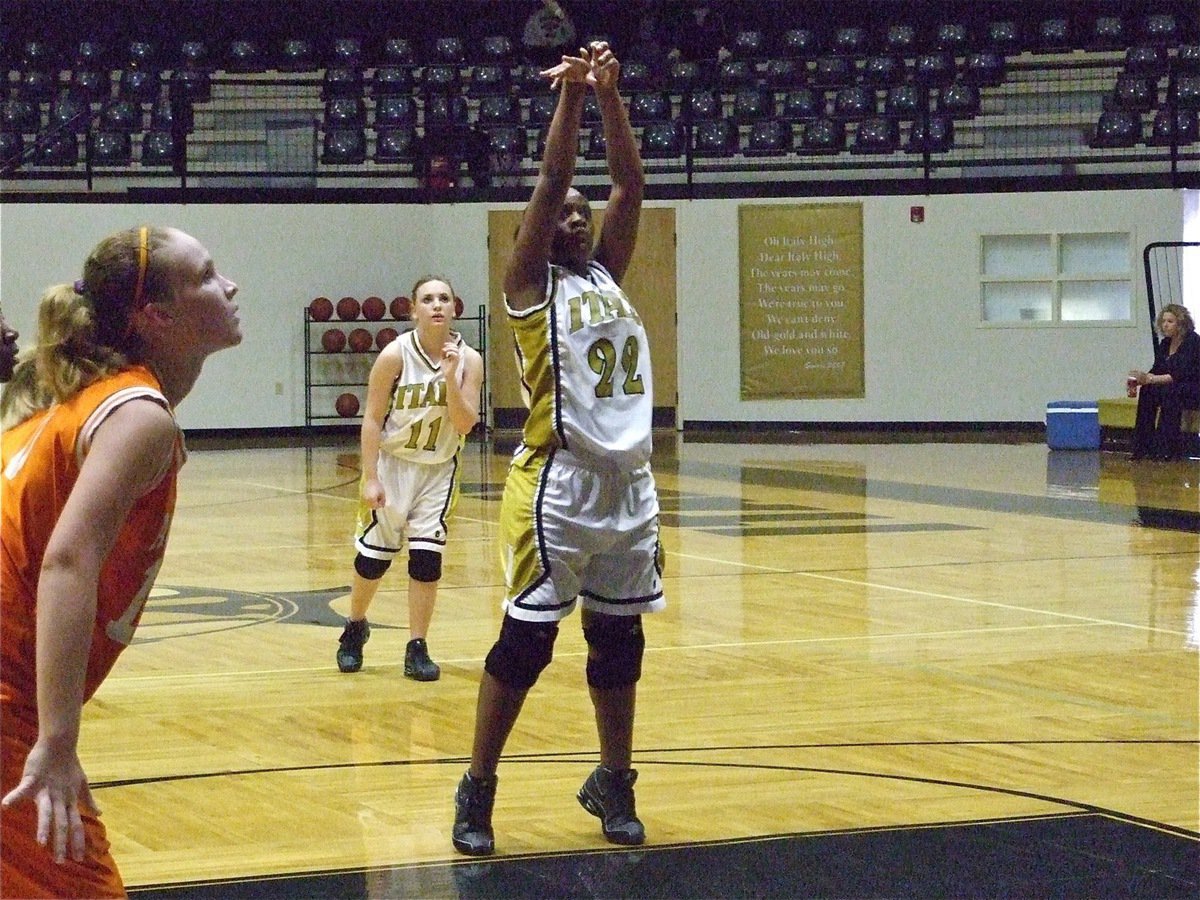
[453,41,665,855]
[335,276,483,681]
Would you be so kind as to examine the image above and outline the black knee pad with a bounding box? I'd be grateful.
[584,614,645,690]
[484,616,560,691]
[354,553,391,580]
[408,548,442,583]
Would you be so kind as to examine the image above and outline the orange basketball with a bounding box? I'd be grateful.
[321,328,346,352]
[454,296,465,317]
[335,393,360,417]
[348,327,373,352]
[376,326,399,349]
[361,296,386,320]
[336,296,360,320]
[309,296,334,321]
[390,296,411,320]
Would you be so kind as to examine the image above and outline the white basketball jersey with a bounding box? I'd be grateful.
[378,330,466,465]
[507,260,653,470]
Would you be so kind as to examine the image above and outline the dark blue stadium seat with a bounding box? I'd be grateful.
[782,88,822,120]
[682,89,721,121]
[322,128,367,163]
[375,127,416,162]
[1089,16,1127,51]
[49,94,89,133]
[906,115,954,153]
[833,86,875,120]
[383,38,417,66]
[17,69,57,103]
[832,28,868,56]
[779,29,818,59]
[434,36,465,65]
[70,69,108,102]
[477,94,520,125]
[423,94,468,126]
[800,117,844,153]
[882,24,917,57]
[91,130,133,165]
[225,38,264,72]
[730,30,766,60]
[1125,45,1168,77]
[1171,75,1200,110]
[1110,75,1156,112]
[764,58,804,89]
[1149,108,1199,145]
[323,67,364,99]
[331,37,362,67]
[985,20,1022,56]
[851,117,899,154]
[527,94,557,126]
[641,120,686,158]
[423,65,461,94]
[692,118,738,156]
[279,38,316,72]
[716,59,756,90]
[885,83,925,119]
[963,50,1005,87]
[935,23,969,54]
[1090,109,1141,148]
[101,99,142,132]
[118,68,160,102]
[373,66,415,96]
[732,87,773,123]
[373,95,417,128]
[486,125,524,158]
[2,99,41,133]
[1,131,26,167]
[482,35,515,64]
[35,131,79,166]
[813,55,855,88]
[1037,19,1072,52]
[863,55,905,88]
[629,92,671,124]
[140,130,177,166]
[325,97,366,129]
[913,51,956,86]
[745,119,792,155]
[469,65,511,96]
[939,82,980,118]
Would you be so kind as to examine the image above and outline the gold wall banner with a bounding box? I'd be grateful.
[739,203,865,400]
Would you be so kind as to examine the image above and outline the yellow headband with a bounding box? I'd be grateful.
[132,226,149,309]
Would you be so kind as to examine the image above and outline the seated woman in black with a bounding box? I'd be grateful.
[1128,302,1200,460]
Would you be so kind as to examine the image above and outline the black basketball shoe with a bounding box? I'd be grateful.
[336,618,370,673]
[577,765,645,845]
[452,771,497,855]
[404,638,440,681]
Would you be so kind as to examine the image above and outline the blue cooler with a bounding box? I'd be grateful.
[1046,400,1100,450]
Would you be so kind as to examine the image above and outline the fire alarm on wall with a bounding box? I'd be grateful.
[910,206,925,223]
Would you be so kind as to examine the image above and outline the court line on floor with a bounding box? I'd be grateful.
[670,549,1192,635]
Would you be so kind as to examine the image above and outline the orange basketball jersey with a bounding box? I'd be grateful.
[0,365,183,730]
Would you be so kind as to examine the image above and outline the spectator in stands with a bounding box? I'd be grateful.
[668,1,729,65]
[521,0,578,68]
[628,3,671,74]
[0,308,18,382]
[1128,303,1200,461]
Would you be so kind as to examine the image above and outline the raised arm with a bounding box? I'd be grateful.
[443,341,484,435]
[591,43,645,284]
[504,50,592,310]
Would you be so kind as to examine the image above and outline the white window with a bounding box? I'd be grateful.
[980,232,1133,325]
